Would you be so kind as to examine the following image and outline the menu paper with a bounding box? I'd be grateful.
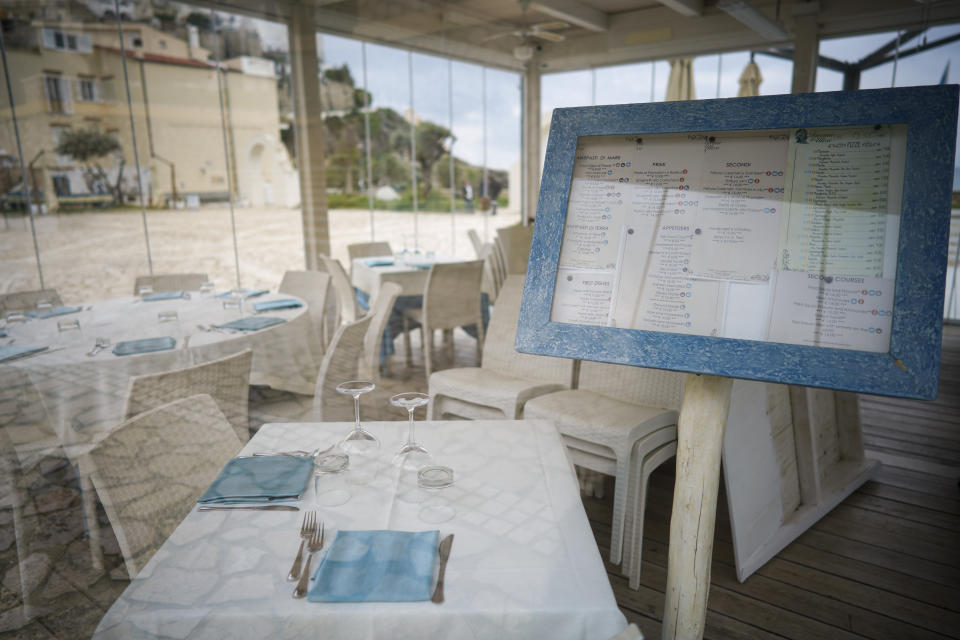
[551,125,906,354]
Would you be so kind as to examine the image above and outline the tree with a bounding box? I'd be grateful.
[55,128,124,203]
[414,121,452,197]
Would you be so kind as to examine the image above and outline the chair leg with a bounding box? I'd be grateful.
[424,325,434,380]
[475,312,485,363]
[610,456,630,565]
[403,316,412,370]
[628,442,677,590]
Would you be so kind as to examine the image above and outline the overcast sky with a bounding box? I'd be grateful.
[248,15,960,173]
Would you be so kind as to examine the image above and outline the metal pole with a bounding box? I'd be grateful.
[891,31,902,87]
[448,58,455,256]
[362,43,375,241]
[591,68,596,105]
[211,20,242,290]
[716,54,722,98]
[114,0,153,275]
[408,51,418,249]
[0,28,44,287]
[481,66,488,243]
[651,61,656,101]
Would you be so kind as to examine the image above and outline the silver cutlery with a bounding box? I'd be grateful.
[288,511,317,581]
[432,534,454,604]
[86,337,111,357]
[251,444,333,458]
[198,505,299,512]
[293,520,324,599]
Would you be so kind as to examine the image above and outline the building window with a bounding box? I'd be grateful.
[51,174,71,197]
[44,75,72,114]
[76,77,100,102]
[42,28,92,53]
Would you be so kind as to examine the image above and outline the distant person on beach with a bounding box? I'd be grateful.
[464,183,474,212]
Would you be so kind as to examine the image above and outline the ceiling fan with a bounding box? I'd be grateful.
[482,20,570,44]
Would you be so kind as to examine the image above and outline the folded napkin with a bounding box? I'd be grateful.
[0,345,48,362]
[217,288,269,299]
[412,263,432,270]
[307,530,439,602]
[0,329,6,338]
[112,336,176,356]
[25,305,82,319]
[215,316,286,331]
[142,291,186,301]
[253,298,302,312]
[362,258,395,267]
[198,455,313,504]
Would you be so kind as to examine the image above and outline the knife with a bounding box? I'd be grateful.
[197,505,299,512]
[431,534,454,604]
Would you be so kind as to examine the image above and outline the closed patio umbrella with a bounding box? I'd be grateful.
[737,58,763,97]
[666,58,696,101]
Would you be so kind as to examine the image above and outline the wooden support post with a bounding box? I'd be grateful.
[663,373,733,640]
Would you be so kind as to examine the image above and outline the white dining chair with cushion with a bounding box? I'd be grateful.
[428,276,573,420]
[86,394,242,579]
[279,270,331,355]
[0,288,63,314]
[401,260,485,380]
[313,314,374,422]
[360,282,402,381]
[124,349,253,444]
[132,273,208,295]
[523,361,684,590]
[319,254,359,326]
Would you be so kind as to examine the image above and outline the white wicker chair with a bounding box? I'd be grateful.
[87,394,242,578]
[124,349,253,444]
[313,314,374,422]
[495,224,533,274]
[0,288,63,313]
[466,229,483,258]
[320,254,359,326]
[401,260,485,380]
[132,273,208,295]
[428,276,573,420]
[360,282,402,381]
[279,270,331,355]
[347,241,393,262]
[523,361,684,590]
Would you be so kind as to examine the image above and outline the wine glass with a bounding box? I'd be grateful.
[314,451,351,507]
[336,381,379,451]
[391,392,432,470]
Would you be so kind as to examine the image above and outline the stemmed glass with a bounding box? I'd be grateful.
[336,381,379,451]
[391,392,432,470]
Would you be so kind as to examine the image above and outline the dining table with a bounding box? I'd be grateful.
[91,419,629,640]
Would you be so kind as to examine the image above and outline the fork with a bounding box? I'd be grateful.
[287,511,317,581]
[293,520,324,599]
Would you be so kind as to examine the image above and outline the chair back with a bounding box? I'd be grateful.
[491,237,508,285]
[466,229,483,258]
[0,288,63,313]
[279,270,331,352]
[347,242,393,261]
[88,394,242,578]
[495,224,533,274]
[423,260,485,330]
[479,243,503,300]
[482,276,573,386]
[319,255,358,324]
[313,314,374,421]
[124,349,253,443]
[579,360,685,411]
[362,282,402,381]
[133,273,208,295]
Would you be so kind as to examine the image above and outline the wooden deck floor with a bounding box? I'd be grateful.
[586,324,960,640]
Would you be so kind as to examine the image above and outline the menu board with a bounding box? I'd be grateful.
[551,125,907,353]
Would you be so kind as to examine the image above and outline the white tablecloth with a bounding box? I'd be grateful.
[0,293,320,455]
[92,420,627,640]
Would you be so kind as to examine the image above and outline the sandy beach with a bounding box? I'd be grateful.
[0,205,520,302]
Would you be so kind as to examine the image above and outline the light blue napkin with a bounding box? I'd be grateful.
[112,336,176,356]
[0,345,48,362]
[142,291,186,301]
[198,456,314,504]
[413,263,432,270]
[215,316,286,331]
[253,299,302,312]
[25,305,82,319]
[217,288,269,299]
[307,530,439,602]
[362,258,394,267]
[0,329,6,338]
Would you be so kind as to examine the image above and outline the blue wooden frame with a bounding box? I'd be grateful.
[516,86,958,400]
